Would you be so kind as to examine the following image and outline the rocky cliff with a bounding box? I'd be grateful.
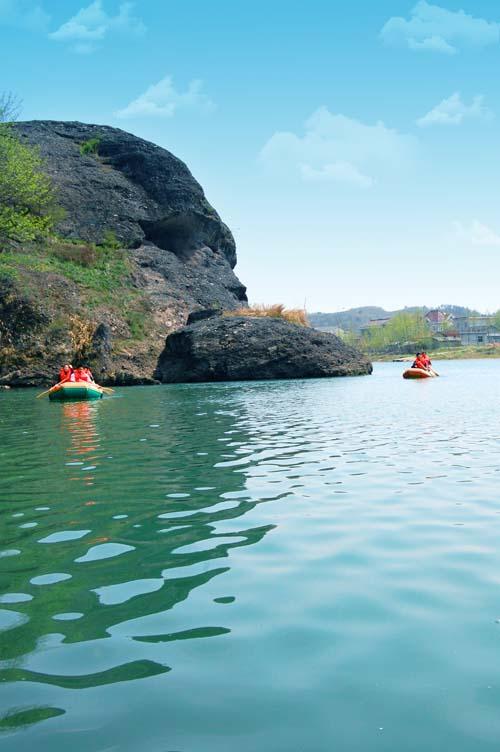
[0,120,372,387]
[155,315,373,383]
[0,121,247,385]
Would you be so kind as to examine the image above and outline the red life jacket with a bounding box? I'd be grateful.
[59,368,72,383]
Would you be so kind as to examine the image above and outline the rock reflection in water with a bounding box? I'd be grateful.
[3,363,500,752]
[0,385,275,716]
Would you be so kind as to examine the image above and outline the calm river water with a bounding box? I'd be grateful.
[1,360,500,751]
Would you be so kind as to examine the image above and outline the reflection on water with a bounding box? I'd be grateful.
[62,402,101,486]
[2,361,500,751]
[0,383,276,736]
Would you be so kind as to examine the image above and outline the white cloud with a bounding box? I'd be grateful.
[0,0,50,31]
[300,161,374,188]
[454,220,500,246]
[115,76,215,119]
[50,0,145,52]
[260,106,416,188]
[381,1,500,54]
[417,92,490,127]
[408,35,456,54]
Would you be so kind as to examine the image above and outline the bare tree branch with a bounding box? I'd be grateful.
[0,92,22,123]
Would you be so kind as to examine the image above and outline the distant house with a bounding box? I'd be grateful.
[425,309,452,333]
[453,315,500,345]
[360,317,391,334]
[432,330,461,345]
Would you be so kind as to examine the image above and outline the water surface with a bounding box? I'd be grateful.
[1,360,500,751]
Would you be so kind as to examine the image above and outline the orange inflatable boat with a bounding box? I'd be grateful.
[402,368,435,379]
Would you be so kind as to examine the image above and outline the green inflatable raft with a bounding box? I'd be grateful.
[48,382,103,401]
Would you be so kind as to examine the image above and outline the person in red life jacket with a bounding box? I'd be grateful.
[412,353,428,371]
[83,367,95,382]
[420,352,432,368]
[74,366,90,382]
[422,351,437,375]
[58,364,73,383]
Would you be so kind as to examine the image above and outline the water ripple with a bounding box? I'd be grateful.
[1,361,500,750]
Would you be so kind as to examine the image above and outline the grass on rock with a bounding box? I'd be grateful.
[225,304,309,327]
[0,234,151,349]
[0,236,130,293]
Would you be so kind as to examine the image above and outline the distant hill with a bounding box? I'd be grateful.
[309,307,390,332]
[308,305,480,333]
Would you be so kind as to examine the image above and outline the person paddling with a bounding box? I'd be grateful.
[411,353,423,368]
[412,353,427,371]
[420,351,438,376]
[74,367,90,382]
[36,365,114,399]
[58,364,73,383]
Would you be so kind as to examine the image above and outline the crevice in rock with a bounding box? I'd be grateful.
[139,211,224,261]
[227,284,248,302]
[139,215,196,259]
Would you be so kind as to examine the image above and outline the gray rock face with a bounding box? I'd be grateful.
[131,243,246,312]
[15,120,238,267]
[2,121,370,387]
[186,307,223,325]
[86,323,112,378]
[0,121,248,386]
[155,316,373,383]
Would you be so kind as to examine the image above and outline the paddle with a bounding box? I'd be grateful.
[36,387,55,399]
[99,386,114,394]
[36,383,62,399]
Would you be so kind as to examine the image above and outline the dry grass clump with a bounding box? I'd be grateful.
[226,304,309,327]
[51,241,98,267]
[69,314,94,360]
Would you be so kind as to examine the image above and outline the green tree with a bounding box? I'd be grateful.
[362,312,432,353]
[0,123,60,243]
[493,310,500,331]
[339,329,363,349]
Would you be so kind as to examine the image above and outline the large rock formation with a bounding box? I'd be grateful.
[0,121,371,387]
[155,315,373,383]
[0,121,247,385]
[15,121,238,265]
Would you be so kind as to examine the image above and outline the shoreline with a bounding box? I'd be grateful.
[373,345,500,362]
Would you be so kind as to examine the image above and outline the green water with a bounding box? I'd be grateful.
[2,360,500,751]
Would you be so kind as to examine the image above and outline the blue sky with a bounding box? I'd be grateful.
[2,0,500,312]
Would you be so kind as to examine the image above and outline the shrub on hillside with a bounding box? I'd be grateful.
[0,125,61,243]
[80,137,101,156]
[99,229,121,250]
